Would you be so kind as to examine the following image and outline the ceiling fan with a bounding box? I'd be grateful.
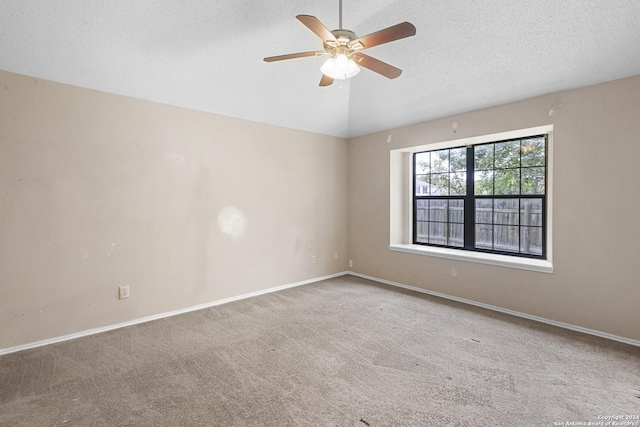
[263,0,416,87]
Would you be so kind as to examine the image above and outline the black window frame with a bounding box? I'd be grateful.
[413,134,548,260]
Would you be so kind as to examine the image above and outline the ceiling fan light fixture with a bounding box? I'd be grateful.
[321,53,360,80]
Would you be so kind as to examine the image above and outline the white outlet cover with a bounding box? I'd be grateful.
[119,285,130,299]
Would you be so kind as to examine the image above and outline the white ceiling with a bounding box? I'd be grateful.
[1,1,639,138]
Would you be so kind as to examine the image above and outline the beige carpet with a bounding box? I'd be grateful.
[1,275,639,426]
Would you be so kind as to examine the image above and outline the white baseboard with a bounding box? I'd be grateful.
[348,271,640,348]
[0,271,349,356]
[4,270,637,355]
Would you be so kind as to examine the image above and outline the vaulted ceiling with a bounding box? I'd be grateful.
[1,1,639,138]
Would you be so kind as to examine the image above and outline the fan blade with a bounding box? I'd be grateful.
[319,74,334,87]
[264,50,327,62]
[349,22,416,50]
[296,15,337,43]
[352,53,402,79]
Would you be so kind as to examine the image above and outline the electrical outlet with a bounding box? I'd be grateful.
[311,255,316,264]
[451,267,458,278]
[334,251,338,260]
[348,260,353,268]
[119,285,130,299]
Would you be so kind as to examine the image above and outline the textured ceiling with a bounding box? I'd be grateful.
[1,1,639,138]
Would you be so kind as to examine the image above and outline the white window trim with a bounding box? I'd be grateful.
[389,125,554,273]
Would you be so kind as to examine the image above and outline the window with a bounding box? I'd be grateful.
[413,135,547,259]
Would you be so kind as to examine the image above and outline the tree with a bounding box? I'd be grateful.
[416,147,466,195]
[474,138,545,195]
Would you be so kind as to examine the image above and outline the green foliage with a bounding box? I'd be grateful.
[474,137,545,195]
[416,137,545,197]
[417,148,466,195]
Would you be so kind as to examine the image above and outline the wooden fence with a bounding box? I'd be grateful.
[416,199,542,255]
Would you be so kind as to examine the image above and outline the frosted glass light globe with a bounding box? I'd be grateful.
[321,54,360,80]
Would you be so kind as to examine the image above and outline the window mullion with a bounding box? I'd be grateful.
[412,153,417,243]
[464,145,475,250]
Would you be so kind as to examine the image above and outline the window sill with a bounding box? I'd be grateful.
[389,244,554,273]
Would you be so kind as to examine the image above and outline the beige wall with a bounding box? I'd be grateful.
[0,70,348,350]
[2,69,639,351]
[349,74,640,342]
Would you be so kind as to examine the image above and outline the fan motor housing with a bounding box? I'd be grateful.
[324,29,360,51]
[331,29,357,41]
